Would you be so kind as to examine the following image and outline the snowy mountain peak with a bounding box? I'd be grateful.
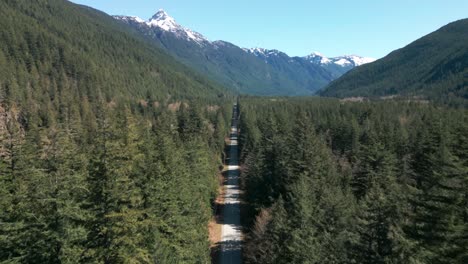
[328,55,376,67]
[114,10,208,44]
[303,52,375,67]
[151,9,169,20]
[149,9,173,24]
[309,51,324,57]
[147,9,178,31]
[304,52,331,64]
[334,55,376,66]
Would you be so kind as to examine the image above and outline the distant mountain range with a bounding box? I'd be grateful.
[114,10,375,95]
[321,19,468,105]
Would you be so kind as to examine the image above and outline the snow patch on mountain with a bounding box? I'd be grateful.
[336,55,376,66]
[333,58,351,66]
[113,15,146,24]
[244,48,285,58]
[244,48,267,55]
[304,52,331,64]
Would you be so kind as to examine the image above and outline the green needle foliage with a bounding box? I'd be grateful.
[240,97,468,264]
[0,0,233,263]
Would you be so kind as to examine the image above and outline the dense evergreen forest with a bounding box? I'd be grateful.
[1,0,467,263]
[0,0,235,262]
[239,98,468,263]
[0,96,232,263]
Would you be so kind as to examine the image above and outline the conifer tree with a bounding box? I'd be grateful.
[407,118,466,263]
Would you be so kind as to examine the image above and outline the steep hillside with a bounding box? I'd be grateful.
[321,19,468,104]
[0,0,229,106]
[115,10,374,96]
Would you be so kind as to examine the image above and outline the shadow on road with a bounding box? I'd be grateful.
[211,240,243,264]
[211,197,247,264]
[211,104,243,264]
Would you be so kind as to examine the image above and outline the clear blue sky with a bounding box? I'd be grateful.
[70,0,467,58]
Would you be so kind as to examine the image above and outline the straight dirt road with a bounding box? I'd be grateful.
[219,104,242,264]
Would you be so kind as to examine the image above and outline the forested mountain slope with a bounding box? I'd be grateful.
[239,98,468,263]
[0,0,228,105]
[321,19,468,105]
[0,0,233,262]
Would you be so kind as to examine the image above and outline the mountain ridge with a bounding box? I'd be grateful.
[115,10,374,66]
[114,10,375,95]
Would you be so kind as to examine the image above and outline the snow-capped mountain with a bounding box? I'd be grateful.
[115,10,375,67]
[246,49,375,68]
[303,52,332,64]
[113,10,376,95]
[304,52,375,67]
[114,10,208,44]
